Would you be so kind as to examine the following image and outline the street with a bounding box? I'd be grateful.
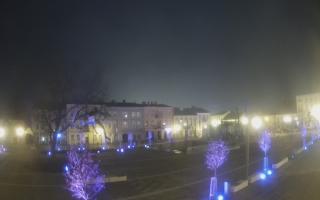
[0,135,302,200]
[235,141,320,200]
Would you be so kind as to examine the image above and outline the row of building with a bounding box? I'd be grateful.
[1,92,320,149]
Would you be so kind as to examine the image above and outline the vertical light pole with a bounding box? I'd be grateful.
[241,116,263,181]
[240,116,249,180]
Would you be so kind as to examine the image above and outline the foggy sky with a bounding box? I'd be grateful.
[0,0,319,116]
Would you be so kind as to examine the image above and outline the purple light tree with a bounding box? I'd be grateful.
[65,149,105,200]
[205,140,229,198]
[259,131,271,171]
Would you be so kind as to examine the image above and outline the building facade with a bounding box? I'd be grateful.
[65,102,174,148]
[173,107,210,139]
[296,93,320,127]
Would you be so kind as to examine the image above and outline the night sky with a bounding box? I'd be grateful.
[0,0,320,116]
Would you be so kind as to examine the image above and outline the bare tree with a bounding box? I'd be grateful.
[29,67,109,151]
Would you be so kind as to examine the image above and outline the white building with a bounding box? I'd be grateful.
[66,101,174,147]
[173,107,210,139]
[296,93,320,127]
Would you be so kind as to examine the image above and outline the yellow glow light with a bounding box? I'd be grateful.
[283,115,292,124]
[0,128,5,138]
[16,127,25,137]
[211,119,221,128]
[251,116,263,130]
[240,116,249,125]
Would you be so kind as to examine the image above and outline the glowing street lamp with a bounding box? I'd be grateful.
[251,116,263,130]
[211,119,221,128]
[16,127,25,137]
[283,115,292,124]
[0,128,5,138]
[240,116,249,126]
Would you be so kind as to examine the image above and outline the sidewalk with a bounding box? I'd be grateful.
[234,142,320,200]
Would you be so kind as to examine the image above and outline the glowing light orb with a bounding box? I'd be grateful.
[211,119,221,128]
[240,116,249,125]
[267,170,272,175]
[283,115,292,124]
[0,128,5,138]
[217,195,224,200]
[260,173,266,180]
[251,116,263,129]
[16,127,24,137]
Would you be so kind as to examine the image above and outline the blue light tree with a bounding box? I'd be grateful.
[205,140,229,199]
[259,131,271,171]
[65,149,105,200]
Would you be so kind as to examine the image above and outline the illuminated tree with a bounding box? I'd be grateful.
[259,131,271,155]
[205,140,229,198]
[65,149,105,200]
[259,131,271,171]
[205,140,229,176]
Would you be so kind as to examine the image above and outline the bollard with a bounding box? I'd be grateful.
[224,181,229,195]
[209,177,217,199]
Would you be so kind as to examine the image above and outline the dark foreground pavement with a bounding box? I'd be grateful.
[235,142,320,200]
[0,135,302,200]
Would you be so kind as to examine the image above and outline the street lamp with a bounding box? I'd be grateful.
[241,115,250,181]
[0,128,5,138]
[251,116,263,130]
[283,115,292,124]
[16,127,25,137]
[211,119,221,128]
[240,116,249,126]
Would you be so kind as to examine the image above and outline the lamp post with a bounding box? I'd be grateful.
[240,116,249,180]
[241,116,263,181]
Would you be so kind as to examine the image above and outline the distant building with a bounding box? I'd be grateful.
[296,93,320,127]
[66,101,174,148]
[173,106,210,139]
